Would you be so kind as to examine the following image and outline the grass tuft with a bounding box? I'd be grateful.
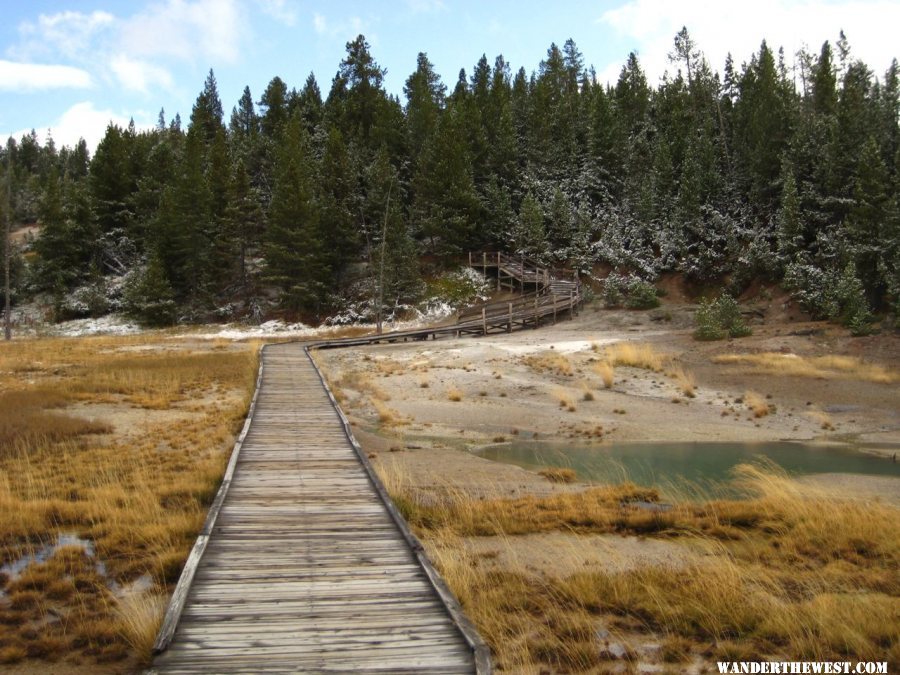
[744,390,770,418]
[669,365,697,398]
[538,467,577,484]
[593,361,615,388]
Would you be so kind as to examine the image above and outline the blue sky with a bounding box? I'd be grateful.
[2,0,898,152]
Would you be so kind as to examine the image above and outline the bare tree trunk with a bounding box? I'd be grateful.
[376,180,393,335]
[4,149,11,341]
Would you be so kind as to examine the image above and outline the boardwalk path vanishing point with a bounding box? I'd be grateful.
[151,343,490,673]
[151,256,581,672]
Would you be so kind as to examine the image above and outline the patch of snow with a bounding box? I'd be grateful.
[51,315,142,337]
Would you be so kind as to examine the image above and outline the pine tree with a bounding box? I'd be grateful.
[191,69,225,144]
[223,158,265,299]
[404,52,446,164]
[411,103,480,255]
[777,160,803,260]
[297,73,324,133]
[849,136,893,301]
[124,253,177,326]
[259,76,289,139]
[318,126,359,284]
[513,191,545,257]
[338,35,388,146]
[230,86,259,140]
[264,114,328,313]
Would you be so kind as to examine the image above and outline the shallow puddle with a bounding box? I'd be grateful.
[0,532,150,598]
[477,440,900,494]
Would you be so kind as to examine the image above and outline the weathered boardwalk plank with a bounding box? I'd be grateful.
[152,343,487,673]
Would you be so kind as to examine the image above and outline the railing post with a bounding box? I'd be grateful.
[520,256,525,296]
[468,251,472,267]
[533,294,539,328]
[481,306,487,335]
[507,302,513,333]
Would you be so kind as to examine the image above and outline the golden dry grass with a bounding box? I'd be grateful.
[112,591,168,656]
[377,460,900,669]
[807,409,836,431]
[713,352,898,384]
[593,361,615,388]
[603,342,667,372]
[523,351,574,377]
[552,387,577,411]
[0,335,259,667]
[447,386,463,402]
[371,398,403,426]
[538,467,578,484]
[668,365,697,398]
[744,390,769,418]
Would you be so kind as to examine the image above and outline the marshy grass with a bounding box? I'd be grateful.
[713,352,898,384]
[538,467,578,484]
[0,335,259,667]
[377,460,900,669]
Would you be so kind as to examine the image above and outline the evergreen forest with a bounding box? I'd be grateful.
[2,30,898,330]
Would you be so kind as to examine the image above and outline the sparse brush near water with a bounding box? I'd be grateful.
[376,460,900,670]
[0,335,259,668]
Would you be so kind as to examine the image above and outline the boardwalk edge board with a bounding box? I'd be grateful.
[152,348,267,655]
[304,344,493,675]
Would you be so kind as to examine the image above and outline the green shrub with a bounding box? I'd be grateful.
[122,256,177,327]
[784,262,874,335]
[603,273,659,310]
[625,278,661,309]
[694,293,751,341]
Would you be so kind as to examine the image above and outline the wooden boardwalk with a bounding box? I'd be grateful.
[152,343,487,673]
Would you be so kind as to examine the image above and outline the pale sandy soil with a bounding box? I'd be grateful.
[317,294,900,546]
[317,299,900,499]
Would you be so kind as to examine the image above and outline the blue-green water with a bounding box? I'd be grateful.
[476,441,900,491]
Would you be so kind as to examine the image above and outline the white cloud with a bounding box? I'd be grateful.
[596,0,900,86]
[313,12,328,35]
[0,60,92,91]
[3,102,151,152]
[14,10,115,60]
[312,12,373,42]
[257,0,297,26]
[110,55,174,94]
[119,0,244,64]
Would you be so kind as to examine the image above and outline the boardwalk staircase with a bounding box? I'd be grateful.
[457,252,581,335]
